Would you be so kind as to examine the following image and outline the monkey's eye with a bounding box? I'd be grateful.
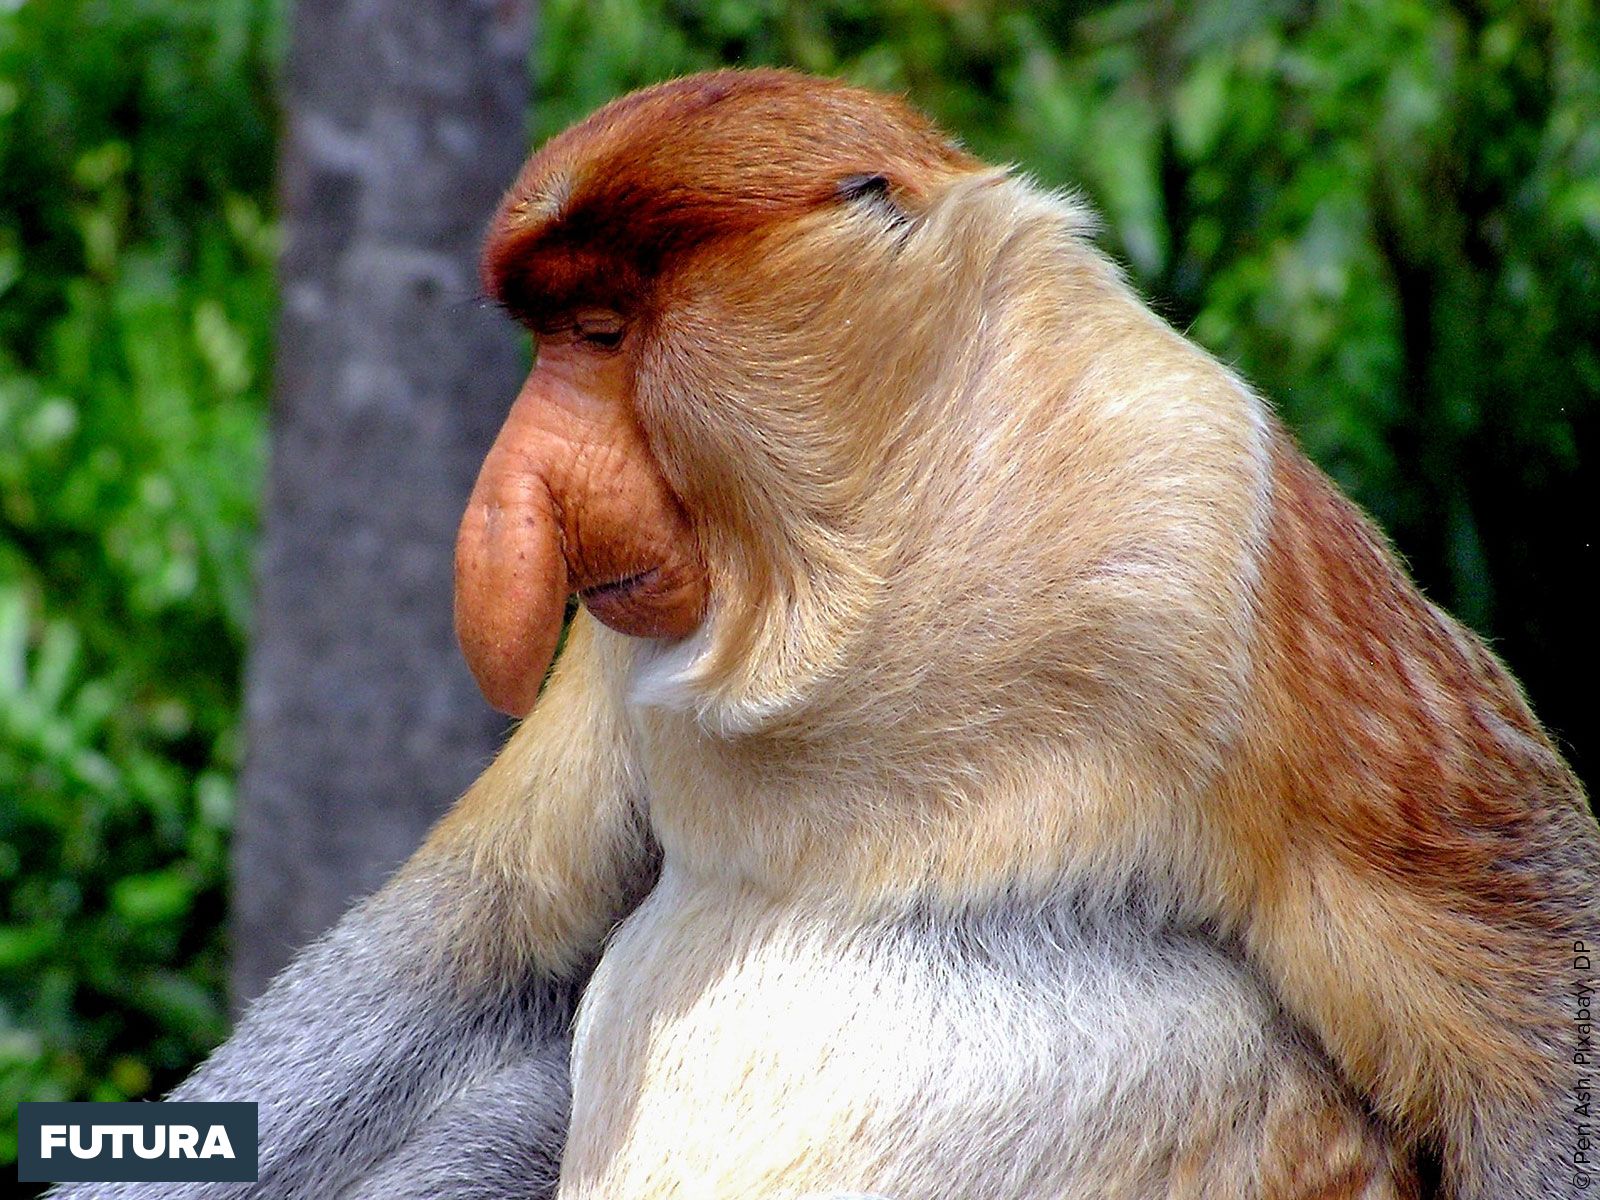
[836,173,892,204]
[573,309,626,350]
[835,172,909,231]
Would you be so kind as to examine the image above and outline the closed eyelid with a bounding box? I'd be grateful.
[573,309,627,348]
[574,308,625,331]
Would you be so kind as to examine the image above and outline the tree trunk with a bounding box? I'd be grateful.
[234,0,532,1006]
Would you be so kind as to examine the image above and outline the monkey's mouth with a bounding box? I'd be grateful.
[575,561,707,643]
[580,567,659,605]
[578,565,697,639]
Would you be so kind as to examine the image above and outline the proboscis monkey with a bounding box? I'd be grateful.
[55,69,1597,1200]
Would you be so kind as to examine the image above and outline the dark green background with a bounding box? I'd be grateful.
[1,0,1594,1168]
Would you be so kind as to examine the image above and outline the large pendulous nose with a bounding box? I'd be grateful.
[454,365,707,717]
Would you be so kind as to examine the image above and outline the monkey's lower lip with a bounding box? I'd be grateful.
[579,565,702,641]
[579,568,659,604]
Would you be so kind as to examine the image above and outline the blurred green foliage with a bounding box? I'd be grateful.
[0,0,282,1164]
[0,0,1594,1171]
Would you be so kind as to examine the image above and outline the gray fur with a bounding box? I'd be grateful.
[49,870,575,1200]
[339,1055,567,1199]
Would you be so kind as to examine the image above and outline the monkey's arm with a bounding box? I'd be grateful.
[51,615,649,1200]
[1228,447,1598,1200]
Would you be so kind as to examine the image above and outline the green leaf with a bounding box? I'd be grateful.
[110,870,196,926]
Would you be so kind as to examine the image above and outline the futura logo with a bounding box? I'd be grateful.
[16,1102,259,1184]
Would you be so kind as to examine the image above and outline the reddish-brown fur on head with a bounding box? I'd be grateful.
[481,69,978,330]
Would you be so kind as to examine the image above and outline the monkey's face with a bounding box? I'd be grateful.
[457,70,980,719]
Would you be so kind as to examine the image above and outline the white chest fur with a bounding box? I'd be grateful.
[557,867,1321,1200]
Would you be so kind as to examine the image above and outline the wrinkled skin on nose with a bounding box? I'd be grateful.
[454,344,707,716]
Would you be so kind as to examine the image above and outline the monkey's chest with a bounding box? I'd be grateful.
[555,874,1359,1200]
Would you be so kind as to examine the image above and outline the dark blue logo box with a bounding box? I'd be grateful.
[17,1102,259,1183]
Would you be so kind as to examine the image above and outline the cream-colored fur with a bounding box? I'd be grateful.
[632,172,1267,918]
[561,866,1400,1199]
